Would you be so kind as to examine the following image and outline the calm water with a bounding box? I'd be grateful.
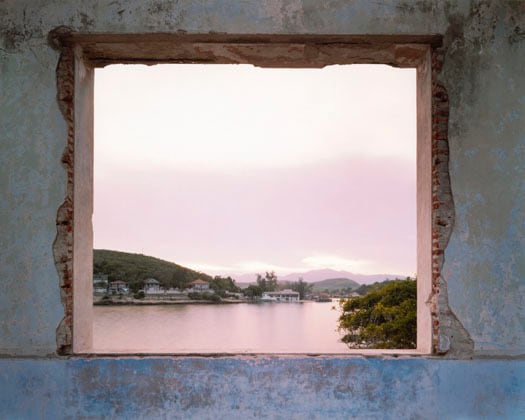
[93,301,350,353]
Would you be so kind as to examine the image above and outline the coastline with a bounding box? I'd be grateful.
[93,298,250,306]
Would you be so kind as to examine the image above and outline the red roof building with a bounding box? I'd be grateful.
[189,279,209,291]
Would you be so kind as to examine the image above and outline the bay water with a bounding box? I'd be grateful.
[93,300,350,353]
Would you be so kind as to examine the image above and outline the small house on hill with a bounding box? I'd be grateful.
[93,274,108,285]
[93,274,109,293]
[189,279,209,291]
[109,280,128,294]
[144,278,161,294]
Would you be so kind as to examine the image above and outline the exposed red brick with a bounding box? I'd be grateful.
[429,47,453,354]
[51,33,75,355]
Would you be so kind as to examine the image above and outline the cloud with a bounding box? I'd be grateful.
[301,254,415,276]
[177,262,235,274]
[302,254,371,273]
[235,261,306,274]
[181,255,413,277]
[180,260,306,276]
[184,256,373,277]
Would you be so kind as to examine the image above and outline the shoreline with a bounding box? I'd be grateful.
[92,298,319,306]
[93,298,251,306]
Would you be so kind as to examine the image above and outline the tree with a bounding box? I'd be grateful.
[210,275,240,293]
[290,277,313,300]
[338,279,416,349]
[171,270,189,290]
[129,281,142,294]
[244,285,263,299]
[354,279,396,296]
[256,271,278,292]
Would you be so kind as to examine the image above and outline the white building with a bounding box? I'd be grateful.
[109,280,129,294]
[189,279,210,291]
[261,289,300,302]
[93,274,108,285]
[144,278,161,294]
[93,274,109,293]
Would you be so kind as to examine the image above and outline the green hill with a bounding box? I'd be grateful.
[353,277,412,296]
[311,277,360,292]
[93,249,213,292]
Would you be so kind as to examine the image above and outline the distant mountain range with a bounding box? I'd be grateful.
[233,268,403,286]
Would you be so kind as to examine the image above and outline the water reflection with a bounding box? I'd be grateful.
[93,301,349,353]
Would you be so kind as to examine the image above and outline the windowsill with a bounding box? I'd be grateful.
[78,349,428,358]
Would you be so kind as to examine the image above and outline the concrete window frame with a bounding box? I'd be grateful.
[50,31,445,355]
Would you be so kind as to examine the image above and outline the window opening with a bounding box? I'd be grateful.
[91,63,417,353]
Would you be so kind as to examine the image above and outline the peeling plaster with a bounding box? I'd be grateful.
[440,1,525,355]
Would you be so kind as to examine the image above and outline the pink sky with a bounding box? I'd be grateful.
[94,64,416,277]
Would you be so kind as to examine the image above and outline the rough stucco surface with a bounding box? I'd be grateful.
[0,33,65,355]
[0,0,524,417]
[437,1,525,356]
[0,358,523,419]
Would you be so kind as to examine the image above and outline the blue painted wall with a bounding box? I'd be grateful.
[1,358,523,419]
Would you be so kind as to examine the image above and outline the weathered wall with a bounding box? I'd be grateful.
[1,0,523,417]
[0,358,523,419]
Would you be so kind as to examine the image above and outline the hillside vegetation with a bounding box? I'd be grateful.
[311,277,360,292]
[93,249,215,292]
[353,277,414,296]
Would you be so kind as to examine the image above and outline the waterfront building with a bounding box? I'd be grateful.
[261,289,300,302]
